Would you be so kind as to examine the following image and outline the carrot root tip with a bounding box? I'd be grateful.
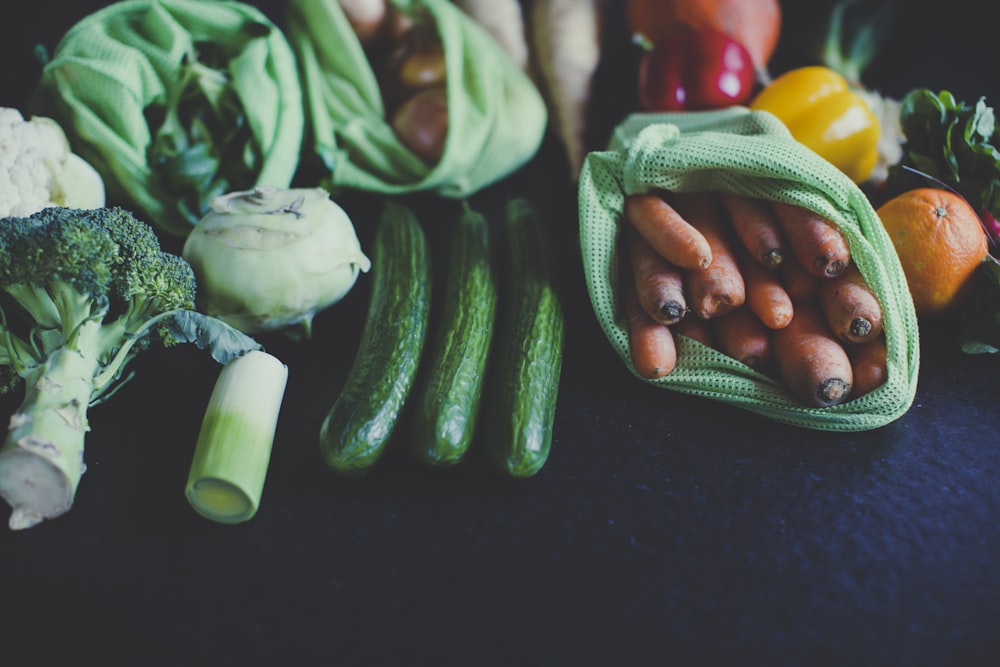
[825,260,847,277]
[816,378,851,406]
[659,302,689,324]
[763,249,784,269]
[850,318,873,338]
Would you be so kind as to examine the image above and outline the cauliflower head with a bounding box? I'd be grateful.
[0,107,105,217]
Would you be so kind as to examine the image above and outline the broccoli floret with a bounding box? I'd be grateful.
[1,207,196,394]
[0,206,259,530]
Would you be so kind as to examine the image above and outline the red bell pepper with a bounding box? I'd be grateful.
[636,28,756,112]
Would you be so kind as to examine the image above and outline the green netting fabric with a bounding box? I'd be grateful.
[29,0,304,237]
[578,109,920,431]
[285,0,547,200]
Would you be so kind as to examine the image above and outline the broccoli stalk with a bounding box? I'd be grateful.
[1,319,102,528]
[0,206,263,530]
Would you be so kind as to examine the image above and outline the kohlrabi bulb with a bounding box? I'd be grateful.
[182,186,371,337]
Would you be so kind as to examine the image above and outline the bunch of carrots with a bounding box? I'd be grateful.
[620,190,887,408]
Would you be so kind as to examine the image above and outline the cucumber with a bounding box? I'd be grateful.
[320,201,431,475]
[481,197,565,477]
[409,203,498,467]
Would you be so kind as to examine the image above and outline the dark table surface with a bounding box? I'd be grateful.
[2,2,998,665]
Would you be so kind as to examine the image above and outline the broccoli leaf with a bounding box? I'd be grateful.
[164,310,262,364]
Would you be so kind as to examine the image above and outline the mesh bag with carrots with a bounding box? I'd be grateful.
[285,0,547,200]
[578,109,920,431]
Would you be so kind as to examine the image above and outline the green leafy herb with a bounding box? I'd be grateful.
[887,88,1000,235]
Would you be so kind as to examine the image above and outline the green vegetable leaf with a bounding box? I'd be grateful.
[164,310,263,364]
[145,39,262,227]
[889,88,1000,226]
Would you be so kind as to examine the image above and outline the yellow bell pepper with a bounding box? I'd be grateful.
[750,65,880,184]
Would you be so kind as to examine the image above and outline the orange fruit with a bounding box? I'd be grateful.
[876,187,989,318]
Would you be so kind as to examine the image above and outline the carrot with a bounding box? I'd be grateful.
[672,193,746,319]
[711,306,773,371]
[772,303,854,408]
[720,193,788,270]
[454,0,530,70]
[735,243,793,330]
[846,334,888,399]
[778,255,821,303]
[626,227,688,325]
[770,200,851,277]
[529,0,603,181]
[624,192,713,270]
[819,263,884,344]
[671,312,715,348]
[620,257,677,378]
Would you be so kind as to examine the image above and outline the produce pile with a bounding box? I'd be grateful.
[2,0,999,530]
[573,0,997,429]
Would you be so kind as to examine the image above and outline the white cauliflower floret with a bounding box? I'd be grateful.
[0,107,105,217]
[856,89,905,185]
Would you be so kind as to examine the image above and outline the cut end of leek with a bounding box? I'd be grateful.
[186,478,254,524]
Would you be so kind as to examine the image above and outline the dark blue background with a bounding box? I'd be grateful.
[2,2,998,665]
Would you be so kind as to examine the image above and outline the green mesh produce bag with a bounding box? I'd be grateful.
[285,0,547,199]
[579,109,920,431]
[30,0,304,237]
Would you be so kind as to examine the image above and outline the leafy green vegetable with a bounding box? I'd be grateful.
[887,88,1000,235]
[145,35,265,227]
